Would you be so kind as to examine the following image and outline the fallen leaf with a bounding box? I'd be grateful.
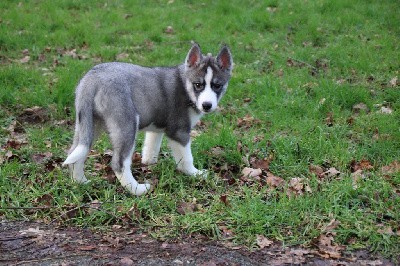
[237,114,261,129]
[177,202,196,215]
[242,167,262,178]
[350,159,374,172]
[31,152,53,164]
[218,225,234,238]
[289,177,304,192]
[315,234,344,259]
[34,193,54,206]
[377,225,394,235]
[266,172,285,188]
[323,167,341,179]
[19,55,30,63]
[352,103,369,114]
[381,161,400,175]
[251,158,270,170]
[256,234,273,249]
[309,164,324,178]
[18,106,49,124]
[323,219,340,233]
[219,195,229,206]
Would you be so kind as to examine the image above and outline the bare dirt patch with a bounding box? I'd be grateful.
[0,220,393,265]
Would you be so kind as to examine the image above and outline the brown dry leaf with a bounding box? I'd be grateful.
[325,112,334,127]
[323,219,340,233]
[350,159,374,172]
[266,172,285,188]
[251,158,270,170]
[377,225,394,235]
[219,195,229,206]
[309,164,324,178]
[19,55,30,63]
[323,167,341,179]
[242,167,262,178]
[316,234,344,259]
[256,234,273,249]
[64,48,78,58]
[4,138,27,150]
[237,114,261,129]
[218,225,234,239]
[289,177,304,192]
[34,193,54,206]
[18,106,49,124]
[381,161,400,175]
[31,152,53,164]
[177,202,196,215]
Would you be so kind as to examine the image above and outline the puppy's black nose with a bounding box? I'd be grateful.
[202,102,212,112]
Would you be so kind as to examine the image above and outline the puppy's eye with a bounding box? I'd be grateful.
[212,83,223,91]
[193,82,204,91]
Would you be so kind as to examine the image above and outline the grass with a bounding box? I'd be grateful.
[1,0,399,261]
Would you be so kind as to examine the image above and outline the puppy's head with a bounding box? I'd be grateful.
[184,43,233,114]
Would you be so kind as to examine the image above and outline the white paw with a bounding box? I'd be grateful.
[193,169,209,179]
[132,183,151,196]
[75,177,91,184]
[141,157,158,165]
[179,166,209,178]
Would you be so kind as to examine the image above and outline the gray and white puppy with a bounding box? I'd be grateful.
[63,43,233,196]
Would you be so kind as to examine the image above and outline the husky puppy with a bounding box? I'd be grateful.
[63,43,233,196]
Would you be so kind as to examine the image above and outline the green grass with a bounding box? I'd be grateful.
[1,0,399,261]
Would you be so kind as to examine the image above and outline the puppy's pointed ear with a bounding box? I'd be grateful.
[216,45,233,72]
[185,43,202,68]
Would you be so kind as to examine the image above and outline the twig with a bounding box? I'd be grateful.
[288,57,318,72]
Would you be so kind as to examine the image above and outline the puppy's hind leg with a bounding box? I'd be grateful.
[64,127,90,184]
[108,116,151,196]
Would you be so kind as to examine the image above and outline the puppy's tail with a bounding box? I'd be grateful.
[63,81,95,166]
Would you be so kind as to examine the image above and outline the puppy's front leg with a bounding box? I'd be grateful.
[168,139,206,176]
[142,132,164,165]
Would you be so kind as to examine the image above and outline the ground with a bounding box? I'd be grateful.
[0,221,392,266]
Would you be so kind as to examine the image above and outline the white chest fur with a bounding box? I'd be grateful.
[189,108,203,129]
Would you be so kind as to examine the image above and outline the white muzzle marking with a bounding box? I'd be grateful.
[197,67,217,113]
